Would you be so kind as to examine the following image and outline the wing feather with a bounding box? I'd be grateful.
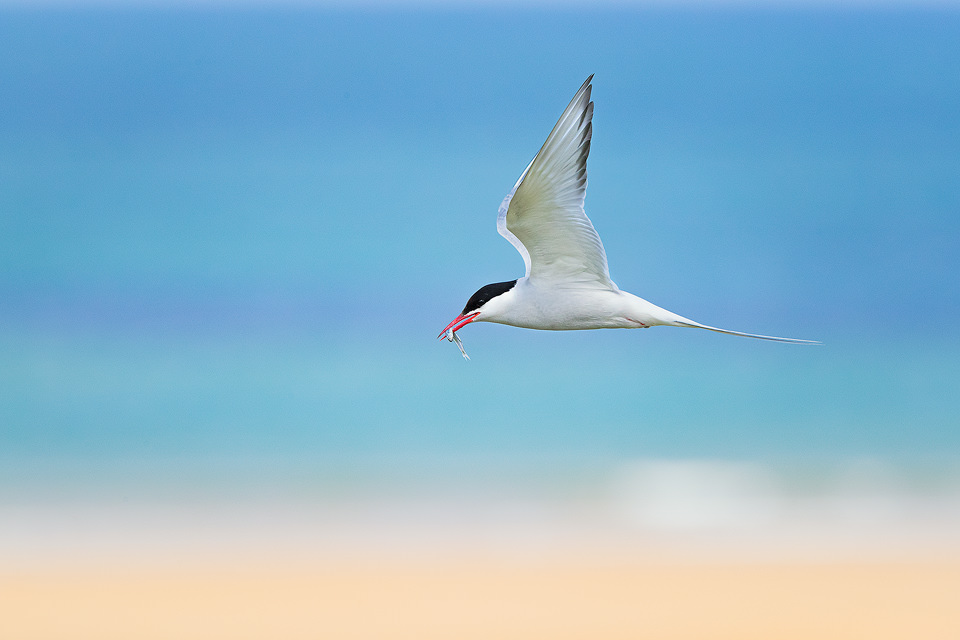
[497,75,615,290]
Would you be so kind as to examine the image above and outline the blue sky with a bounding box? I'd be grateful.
[1,6,958,467]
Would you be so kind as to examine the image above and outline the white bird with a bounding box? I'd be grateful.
[440,75,817,358]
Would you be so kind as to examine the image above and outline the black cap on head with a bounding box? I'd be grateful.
[462,280,517,315]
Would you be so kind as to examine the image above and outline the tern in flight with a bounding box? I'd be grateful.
[440,76,816,359]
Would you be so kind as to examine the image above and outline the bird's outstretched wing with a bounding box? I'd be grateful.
[497,75,615,290]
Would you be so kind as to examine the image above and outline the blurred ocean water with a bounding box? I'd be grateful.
[1,6,959,495]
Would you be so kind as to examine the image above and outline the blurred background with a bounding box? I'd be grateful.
[1,2,959,638]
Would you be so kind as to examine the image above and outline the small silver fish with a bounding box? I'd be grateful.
[446,328,470,360]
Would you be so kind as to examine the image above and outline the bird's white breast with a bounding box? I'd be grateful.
[480,278,665,331]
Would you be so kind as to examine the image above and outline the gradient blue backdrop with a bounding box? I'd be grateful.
[2,6,958,482]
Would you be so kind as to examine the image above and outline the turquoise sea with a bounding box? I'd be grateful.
[1,7,958,501]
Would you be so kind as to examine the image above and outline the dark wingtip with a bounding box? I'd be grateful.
[577,75,594,101]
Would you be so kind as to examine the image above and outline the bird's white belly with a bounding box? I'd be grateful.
[493,283,638,331]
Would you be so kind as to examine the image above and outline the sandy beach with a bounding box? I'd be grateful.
[4,554,959,640]
[4,461,960,640]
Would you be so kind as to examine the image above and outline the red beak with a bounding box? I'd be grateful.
[437,312,480,339]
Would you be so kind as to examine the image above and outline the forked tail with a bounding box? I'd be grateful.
[674,320,820,344]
